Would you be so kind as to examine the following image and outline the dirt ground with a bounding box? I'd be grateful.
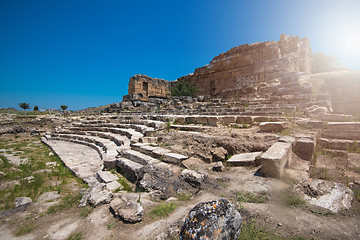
[1,119,360,240]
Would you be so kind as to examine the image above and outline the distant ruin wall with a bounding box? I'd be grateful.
[125,34,311,100]
[179,34,311,96]
[125,74,172,101]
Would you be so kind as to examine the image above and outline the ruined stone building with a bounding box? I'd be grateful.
[123,34,311,101]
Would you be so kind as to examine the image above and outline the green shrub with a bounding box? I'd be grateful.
[170,81,198,97]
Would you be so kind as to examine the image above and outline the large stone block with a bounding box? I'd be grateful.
[326,122,356,130]
[259,142,292,178]
[96,171,119,183]
[259,122,288,132]
[294,138,315,161]
[227,152,263,166]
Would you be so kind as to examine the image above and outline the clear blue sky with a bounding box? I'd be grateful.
[1,0,359,110]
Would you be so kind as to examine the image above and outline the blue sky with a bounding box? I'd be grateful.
[1,0,359,110]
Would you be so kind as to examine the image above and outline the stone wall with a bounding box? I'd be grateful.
[180,34,311,97]
[125,74,172,101]
[125,34,311,100]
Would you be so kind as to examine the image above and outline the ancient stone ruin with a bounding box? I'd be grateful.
[1,34,360,240]
[124,34,311,101]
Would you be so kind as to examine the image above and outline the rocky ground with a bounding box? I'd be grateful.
[0,114,359,240]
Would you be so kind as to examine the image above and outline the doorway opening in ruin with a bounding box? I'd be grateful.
[143,82,148,96]
[210,81,216,95]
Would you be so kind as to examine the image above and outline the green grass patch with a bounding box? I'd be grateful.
[238,219,283,240]
[47,193,82,214]
[149,202,177,218]
[284,194,305,208]
[118,177,132,192]
[15,223,36,236]
[177,193,191,201]
[80,206,93,218]
[67,232,83,240]
[237,191,269,203]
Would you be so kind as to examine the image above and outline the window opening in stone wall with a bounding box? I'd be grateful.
[210,81,216,95]
[143,82,148,96]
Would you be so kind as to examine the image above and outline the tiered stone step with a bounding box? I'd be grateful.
[318,122,360,151]
[47,132,118,161]
[66,125,143,142]
[115,145,187,183]
[74,121,155,136]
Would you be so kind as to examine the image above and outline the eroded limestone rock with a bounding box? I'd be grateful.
[179,198,242,240]
[109,193,143,223]
[302,179,354,213]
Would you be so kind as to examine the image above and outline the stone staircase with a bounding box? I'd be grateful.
[42,116,190,196]
[318,122,360,151]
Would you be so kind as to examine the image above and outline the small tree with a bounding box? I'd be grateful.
[170,81,199,98]
[33,106,39,111]
[60,105,68,111]
[60,105,68,117]
[19,102,30,116]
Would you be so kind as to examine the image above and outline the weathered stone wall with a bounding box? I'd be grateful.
[125,34,311,100]
[126,74,172,101]
[180,34,311,96]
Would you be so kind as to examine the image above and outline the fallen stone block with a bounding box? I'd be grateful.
[295,138,315,161]
[209,162,224,172]
[96,171,119,183]
[259,122,288,132]
[180,157,204,169]
[110,193,144,223]
[180,169,204,187]
[302,179,354,213]
[227,152,263,167]
[88,183,113,207]
[106,181,122,192]
[163,153,188,164]
[317,138,329,149]
[179,198,241,240]
[259,142,292,178]
[211,147,227,162]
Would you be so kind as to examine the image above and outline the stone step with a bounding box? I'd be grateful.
[44,136,105,161]
[96,171,119,183]
[326,122,360,130]
[171,125,211,132]
[75,122,155,135]
[227,152,263,166]
[318,138,360,151]
[323,129,360,140]
[115,157,143,183]
[118,149,162,166]
[67,126,143,141]
[130,143,188,164]
[51,133,118,160]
